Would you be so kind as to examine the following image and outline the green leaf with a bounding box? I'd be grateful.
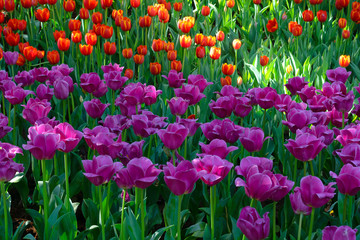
[125,209,141,240]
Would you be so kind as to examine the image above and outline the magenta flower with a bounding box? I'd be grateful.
[216,85,243,97]
[0,114,12,139]
[326,67,352,83]
[104,71,128,90]
[209,96,235,118]
[131,114,168,138]
[284,130,326,162]
[297,175,336,208]
[321,82,347,98]
[118,140,145,165]
[269,174,294,201]
[101,115,129,135]
[255,87,277,109]
[198,139,238,159]
[285,76,308,95]
[330,164,360,196]
[29,67,49,83]
[14,71,35,87]
[92,81,108,98]
[174,84,206,105]
[144,85,162,106]
[51,64,74,76]
[125,157,161,189]
[22,98,51,125]
[162,70,186,88]
[289,188,312,215]
[239,127,271,152]
[335,125,360,147]
[298,85,316,103]
[307,94,328,112]
[5,86,34,105]
[36,84,54,101]
[53,79,70,100]
[3,51,19,65]
[83,155,123,186]
[329,107,348,128]
[332,91,355,113]
[54,122,83,153]
[176,117,200,136]
[80,72,102,94]
[274,94,292,112]
[92,134,124,159]
[322,226,357,240]
[233,97,252,118]
[235,156,273,179]
[120,82,146,105]
[236,206,270,240]
[101,63,124,74]
[303,125,334,146]
[115,97,139,117]
[0,142,23,159]
[167,97,189,116]
[83,126,117,150]
[157,123,189,150]
[83,99,110,119]
[192,155,233,186]
[201,119,243,143]
[163,161,200,195]
[187,74,213,92]
[0,158,24,182]
[336,143,360,166]
[282,109,317,133]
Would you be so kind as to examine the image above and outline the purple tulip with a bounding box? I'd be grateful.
[282,109,317,133]
[0,70,12,82]
[29,67,49,83]
[303,125,334,146]
[176,117,200,136]
[115,97,139,117]
[245,87,262,105]
[216,85,243,97]
[330,164,360,196]
[54,122,83,153]
[92,81,108,98]
[157,123,189,150]
[201,119,243,144]
[351,104,360,117]
[22,124,65,160]
[274,94,292,112]
[322,226,357,240]
[118,140,145,165]
[255,87,277,109]
[236,206,270,240]
[321,82,347,98]
[88,131,124,159]
[163,161,200,195]
[298,85,316,103]
[14,71,35,87]
[239,127,271,153]
[132,114,168,138]
[174,84,206,105]
[187,74,213,93]
[167,97,189,116]
[332,91,354,113]
[326,67,352,83]
[0,142,23,159]
[329,107,348,128]
[36,84,54,101]
[120,82,145,106]
[269,174,294,201]
[5,86,34,105]
[144,85,162,106]
[83,155,123,186]
[101,63,124,74]
[104,71,128,90]
[83,99,109,119]
[53,79,70,100]
[285,76,308,95]
[0,114,12,139]
[289,188,312,215]
[51,64,74,76]
[83,126,117,150]
[198,139,238,159]
[335,125,360,147]
[336,143,360,166]
[3,51,19,65]
[192,155,233,186]
[162,70,186,88]
[235,156,273,179]
[307,94,328,112]
[101,115,129,135]
[313,112,331,126]
[297,175,336,208]
[22,98,51,125]
[233,96,252,118]
[0,158,24,182]
[209,96,235,118]
[80,72,102,94]
[125,157,161,189]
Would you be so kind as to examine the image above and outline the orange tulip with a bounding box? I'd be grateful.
[201,6,210,16]
[16,54,26,66]
[124,69,133,79]
[112,9,123,19]
[19,42,30,54]
[209,47,221,60]
[100,25,113,39]
[158,8,169,23]
[92,12,103,24]
[53,30,66,41]
[232,39,242,49]
[183,16,195,28]
[222,63,235,75]
[3,26,13,37]
[350,9,360,23]
[134,54,144,64]
[221,76,232,86]
[286,65,293,74]
[48,0,57,5]
[0,13,4,24]
[196,46,205,59]
[150,62,161,75]
[216,31,225,41]
[63,0,75,12]
[309,0,322,4]
[80,8,90,19]
[302,10,314,22]
[226,0,235,8]
[120,17,131,31]
[266,18,278,32]
[195,33,205,45]
[180,35,192,48]
[5,0,15,12]
[18,20,27,31]
[93,23,102,35]
[148,5,158,17]
[288,21,297,32]
[71,30,82,43]
[164,42,174,52]
[7,19,18,31]
[47,50,60,64]
[5,32,20,46]
[130,0,140,8]
[342,29,350,39]
[100,0,112,9]
[339,55,350,67]
[253,0,261,4]
[178,19,192,33]
[291,23,302,36]
[104,42,116,55]
[21,0,32,8]
[152,39,164,52]
[84,0,97,10]
[167,50,177,61]
[85,32,97,45]
[207,35,216,47]
[338,18,347,28]
[0,48,3,61]
[139,15,152,28]
[79,44,93,55]
[68,19,81,31]
[122,48,133,59]
[173,2,182,11]
[37,50,45,59]
[171,60,182,72]
[23,46,38,61]
[137,45,147,55]
[316,10,327,22]
[260,56,269,66]
[57,38,70,51]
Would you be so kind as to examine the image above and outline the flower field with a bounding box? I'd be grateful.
[1,0,360,239]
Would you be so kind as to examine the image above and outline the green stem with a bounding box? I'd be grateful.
[308,208,314,240]
[147,135,153,158]
[273,202,277,240]
[177,195,183,240]
[140,188,145,240]
[309,161,315,176]
[184,137,187,160]
[64,153,70,211]
[210,186,215,240]
[67,98,71,124]
[99,185,105,240]
[342,111,345,129]
[303,162,307,177]
[297,214,303,240]
[1,181,8,240]
[318,152,321,177]
[106,182,111,219]
[120,189,126,240]
[293,158,297,182]
[262,109,266,132]
[343,194,348,224]
[13,105,16,145]
[135,187,139,217]
[41,160,49,240]
[172,150,176,166]
[63,100,66,122]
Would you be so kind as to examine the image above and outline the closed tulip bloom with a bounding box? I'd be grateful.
[134,54,144,64]
[336,143,360,166]
[339,55,350,67]
[323,226,357,240]
[131,114,168,137]
[103,42,116,55]
[164,161,199,195]
[16,54,26,66]
[297,175,336,208]
[171,60,182,72]
[63,0,75,11]
[104,71,128,90]
[85,32,97,45]
[201,5,210,16]
[174,84,206,105]
[84,0,97,10]
[139,15,152,28]
[235,156,273,179]
[232,39,242,49]
[152,39,164,52]
[5,0,15,11]
[222,63,235,75]
[80,72,102,93]
[100,25,113,39]
[53,79,70,99]
[14,70,35,86]
[201,119,242,143]
[36,84,53,101]
[5,86,34,105]
[17,20,27,31]
[164,42,175,52]
[137,45,147,55]
[198,139,238,159]
[195,46,206,59]
[5,32,20,46]
[144,85,162,105]
[150,62,161,75]
[302,10,314,21]
[266,18,278,32]
[54,122,83,153]
[285,76,308,95]
[80,8,90,19]
[282,109,317,133]
[233,97,252,117]
[100,0,112,8]
[332,91,354,113]
[37,50,45,59]
[291,23,303,36]
[180,35,192,48]
[167,50,177,61]
[188,74,213,92]
[173,2,182,11]
[338,18,347,28]
[122,48,133,59]
[21,0,32,8]
[226,0,235,7]
[0,114,12,139]
[239,127,271,152]
[221,76,232,86]
[167,97,189,116]
[209,96,235,118]
[157,123,189,150]
[130,0,140,8]
[162,70,185,88]
[342,29,350,39]
[71,30,82,43]
[237,206,270,240]
[120,82,146,105]
[22,98,51,125]
[47,50,60,65]
[260,55,269,66]
[83,155,123,186]
[317,10,327,22]
[3,51,19,65]
[68,19,81,31]
[79,44,93,55]
[0,159,24,182]
[209,46,221,60]
[125,157,162,189]
[19,42,30,54]
[120,17,131,31]
[192,155,233,186]
[330,164,360,196]
[83,99,109,118]
[53,30,66,42]
[289,188,312,215]
[57,38,70,51]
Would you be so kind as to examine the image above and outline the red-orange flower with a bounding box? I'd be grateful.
[180,35,192,48]
[195,33,205,45]
[350,9,360,23]
[112,9,123,19]
[100,25,113,38]
[71,30,82,43]
[266,18,278,32]
[209,46,221,60]
[253,0,261,4]
[139,15,152,27]
[196,46,205,58]
[19,42,30,54]
[152,39,164,52]
[122,48,133,59]
[0,13,4,24]
[68,19,81,31]
[221,76,232,86]
[338,18,347,28]
[0,0,4,10]
[302,10,314,22]
[37,50,45,59]
[5,0,15,12]
[63,0,75,12]
[290,22,302,36]
[23,46,38,61]
[5,32,20,46]
[124,69,133,79]
[178,19,192,33]
[16,54,26,66]
[104,42,116,55]
[18,20,27,31]
[148,5,158,17]
[342,29,350,39]
[53,30,66,41]
[92,12,103,24]
[80,8,90,19]
[288,21,297,32]
[164,42,174,52]
[57,38,70,51]
[47,50,60,64]
[85,32,97,45]
[48,0,57,5]
[201,6,210,16]
[167,50,177,61]
[216,31,225,41]
[226,0,235,8]
[294,0,302,3]
[120,17,131,31]
[7,19,18,31]
[232,39,242,49]
[79,44,93,55]
[173,2,182,11]
[134,54,144,64]
[171,60,182,72]
[317,10,327,22]
[130,0,140,8]
[137,45,147,55]
[158,8,169,23]
[335,0,350,9]
[0,48,4,61]
[84,0,97,10]
[93,23,102,35]
[222,63,235,75]
[21,0,32,8]
[206,36,215,47]
[309,0,322,4]
[260,55,269,66]
[339,55,350,67]
[100,0,112,9]
[150,62,161,75]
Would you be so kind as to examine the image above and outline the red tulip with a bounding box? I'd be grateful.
[158,7,169,23]
[137,45,147,55]
[302,10,314,22]
[79,44,93,55]
[21,0,32,8]
[342,29,350,39]
[124,69,133,79]
[120,17,131,31]
[85,32,97,45]
[316,10,327,22]
[100,0,112,8]
[196,46,205,58]
[71,30,82,43]
[92,12,103,24]
[104,42,116,55]
[201,6,210,16]
[171,60,182,72]
[80,8,90,19]
[37,50,45,59]
[53,30,66,42]
[5,32,20,46]
[266,18,278,32]
[134,54,144,64]
[63,0,75,12]
[139,15,152,28]
[338,18,347,28]
[180,35,191,48]
[130,0,140,8]
[260,55,269,66]
[84,0,97,10]
[18,20,27,31]
[23,46,38,61]
[216,31,225,41]
[57,37,70,51]
[222,63,235,75]
[152,39,164,52]
[68,19,81,31]
[173,2,182,11]
[122,48,133,59]
[209,46,221,60]
[167,50,177,61]
[100,25,113,39]
[150,62,161,75]
[232,39,242,49]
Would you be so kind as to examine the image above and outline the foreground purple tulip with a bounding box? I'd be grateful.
[235,156,273,179]
[0,158,24,182]
[36,84,54,101]
[201,119,243,143]
[336,143,360,166]
[5,86,34,105]
[198,139,238,159]
[289,188,312,215]
[83,99,110,119]
[209,96,235,118]
[22,98,51,125]
[174,84,206,105]
[236,206,270,240]
[83,155,123,186]
[326,67,352,83]
[157,123,189,150]
[0,114,12,139]
[285,76,308,95]
[3,51,19,65]
[330,164,360,196]
[54,122,83,153]
[322,226,357,240]
[163,161,200,195]
[29,67,49,83]
[104,71,128,90]
[167,97,189,116]
[282,109,316,133]
[239,127,271,152]
[187,74,213,92]
[162,70,186,88]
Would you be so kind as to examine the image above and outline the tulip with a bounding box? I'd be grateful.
[317,10,327,22]
[80,8,90,19]
[68,19,81,31]
[174,2,182,11]
[144,85,162,105]
[174,84,206,105]
[23,46,38,62]
[17,20,26,31]
[54,122,82,153]
[83,99,109,119]
[237,206,270,240]
[330,164,360,196]
[157,123,189,150]
[167,97,189,116]
[233,39,242,49]
[124,69,133,79]
[239,127,271,152]
[336,143,360,166]
[137,45,147,55]
[291,23,303,36]
[5,86,34,105]
[187,74,213,92]
[57,38,70,51]
[104,71,128,90]
[322,226,357,240]
[63,0,75,11]
[36,84,53,101]
[198,139,238,159]
[120,17,131,31]
[80,72,102,93]
[201,6,210,16]
[79,44,93,55]
[84,0,97,10]
[338,18,347,28]
[201,119,243,143]
[266,18,278,32]
[235,156,273,178]
[3,51,19,65]
[131,114,167,138]
[282,109,316,133]
[209,46,221,59]
[22,98,51,125]
[285,76,308,95]
[260,56,269,66]
[101,115,129,135]
[180,35,192,48]
[222,63,235,75]
[0,158,24,182]
[289,188,312,215]
[125,157,162,188]
[209,96,235,118]
[221,76,232,86]
[302,10,314,21]
[16,54,26,66]
[164,161,199,195]
[103,41,117,55]
[100,25,113,39]
[162,70,185,88]
[0,114,12,139]
[150,62,161,75]
[339,55,350,67]
[216,31,225,41]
